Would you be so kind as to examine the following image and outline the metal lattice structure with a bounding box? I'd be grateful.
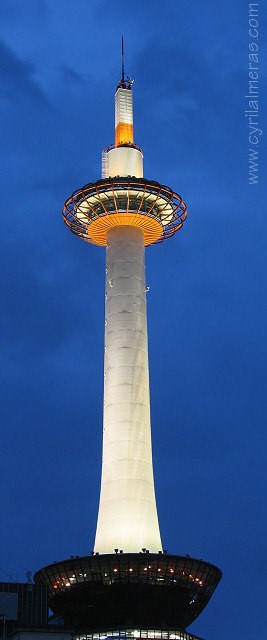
[34,553,221,631]
[63,178,187,247]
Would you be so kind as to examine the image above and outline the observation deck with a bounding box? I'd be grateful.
[63,177,187,247]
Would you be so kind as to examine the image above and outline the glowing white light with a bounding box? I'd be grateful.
[94,227,162,554]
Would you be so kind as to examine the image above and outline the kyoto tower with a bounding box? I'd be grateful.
[35,41,221,640]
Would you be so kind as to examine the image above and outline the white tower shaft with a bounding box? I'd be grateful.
[94,226,162,554]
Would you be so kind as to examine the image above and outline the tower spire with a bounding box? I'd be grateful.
[114,37,134,148]
[121,35,125,85]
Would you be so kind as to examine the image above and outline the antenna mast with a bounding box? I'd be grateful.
[121,35,125,84]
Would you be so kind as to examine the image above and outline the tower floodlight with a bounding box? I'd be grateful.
[35,44,221,639]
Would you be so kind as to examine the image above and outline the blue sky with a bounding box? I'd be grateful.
[0,1,266,639]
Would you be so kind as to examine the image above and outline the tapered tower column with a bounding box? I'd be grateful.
[94,225,162,553]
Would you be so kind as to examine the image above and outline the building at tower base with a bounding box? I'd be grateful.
[0,578,211,640]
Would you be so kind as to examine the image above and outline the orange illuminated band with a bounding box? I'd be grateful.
[88,212,162,246]
[115,122,133,147]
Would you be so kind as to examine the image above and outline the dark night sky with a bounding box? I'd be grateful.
[0,2,266,639]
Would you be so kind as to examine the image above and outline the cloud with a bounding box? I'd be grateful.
[61,65,84,84]
[0,40,48,106]
[0,235,103,361]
